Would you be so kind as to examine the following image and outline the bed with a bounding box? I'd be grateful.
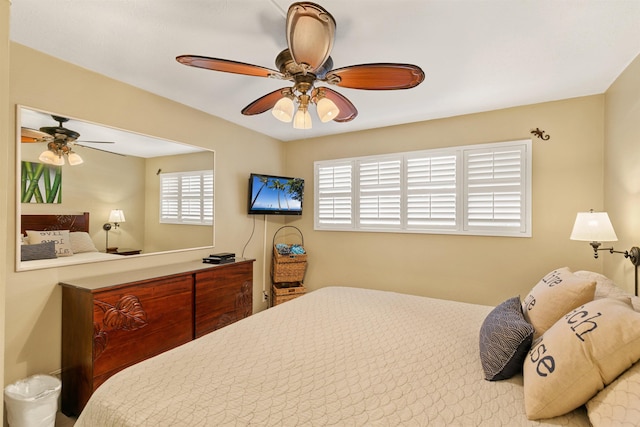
[19,213,120,268]
[74,268,640,426]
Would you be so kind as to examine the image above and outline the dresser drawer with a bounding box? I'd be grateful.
[92,274,193,379]
[194,262,252,337]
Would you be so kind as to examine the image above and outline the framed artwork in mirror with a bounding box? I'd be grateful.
[21,161,62,204]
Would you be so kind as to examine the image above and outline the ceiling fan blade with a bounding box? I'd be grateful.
[286,2,336,73]
[76,140,115,144]
[176,55,283,79]
[241,88,291,116]
[319,87,358,122]
[75,144,126,156]
[325,63,425,90]
[21,127,53,143]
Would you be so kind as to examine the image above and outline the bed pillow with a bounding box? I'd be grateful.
[522,267,596,339]
[70,232,99,253]
[574,270,640,312]
[26,230,73,257]
[20,241,57,261]
[586,360,640,426]
[523,297,640,420]
[479,296,534,381]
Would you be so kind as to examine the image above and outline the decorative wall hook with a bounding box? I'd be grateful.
[531,128,550,140]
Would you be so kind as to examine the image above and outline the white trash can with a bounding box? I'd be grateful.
[4,374,61,427]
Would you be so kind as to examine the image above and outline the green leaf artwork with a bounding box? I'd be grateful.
[21,161,62,204]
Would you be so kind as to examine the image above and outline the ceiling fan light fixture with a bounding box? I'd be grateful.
[316,96,340,122]
[272,95,295,122]
[67,151,84,166]
[53,155,65,166]
[38,149,58,165]
[38,140,83,166]
[293,106,312,130]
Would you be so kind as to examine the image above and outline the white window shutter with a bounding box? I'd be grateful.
[316,162,353,227]
[358,159,401,227]
[406,154,457,229]
[464,144,527,233]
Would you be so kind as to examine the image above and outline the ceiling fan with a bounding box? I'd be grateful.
[176,1,425,129]
[21,116,115,166]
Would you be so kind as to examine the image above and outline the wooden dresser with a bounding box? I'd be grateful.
[59,259,254,416]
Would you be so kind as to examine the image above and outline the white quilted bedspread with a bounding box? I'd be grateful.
[76,287,589,426]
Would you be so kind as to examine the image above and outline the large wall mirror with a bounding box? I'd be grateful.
[16,105,215,271]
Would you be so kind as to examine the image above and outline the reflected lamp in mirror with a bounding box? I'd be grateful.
[108,209,126,228]
[103,209,126,252]
[570,210,640,266]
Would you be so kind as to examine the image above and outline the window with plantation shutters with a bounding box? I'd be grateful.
[160,170,213,225]
[315,139,531,237]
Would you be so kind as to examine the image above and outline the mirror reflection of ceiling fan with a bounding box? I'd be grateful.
[21,115,116,166]
[176,1,425,129]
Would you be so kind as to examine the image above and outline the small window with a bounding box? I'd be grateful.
[160,170,213,225]
[315,139,531,237]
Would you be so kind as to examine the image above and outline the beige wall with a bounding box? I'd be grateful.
[285,96,607,306]
[604,53,640,294]
[5,42,284,385]
[1,0,11,415]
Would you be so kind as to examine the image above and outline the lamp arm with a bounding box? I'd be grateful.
[589,241,614,259]
[588,242,640,265]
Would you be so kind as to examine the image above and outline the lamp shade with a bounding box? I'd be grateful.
[38,150,57,165]
[67,152,84,166]
[293,107,312,129]
[316,96,339,122]
[51,154,65,166]
[108,209,126,224]
[570,211,618,242]
[272,96,295,122]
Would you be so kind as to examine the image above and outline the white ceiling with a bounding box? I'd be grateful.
[10,0,640,143]
[19,106,205,158]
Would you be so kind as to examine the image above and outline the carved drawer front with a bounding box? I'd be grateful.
[92,274,193,385]
[194,262,252,337]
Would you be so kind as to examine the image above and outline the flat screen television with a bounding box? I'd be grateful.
[248,173,304,215]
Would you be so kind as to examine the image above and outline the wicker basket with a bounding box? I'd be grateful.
[272,283,306,306]
[272,226,307,283]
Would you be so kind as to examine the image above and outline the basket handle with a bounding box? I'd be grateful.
[273,225,304,247]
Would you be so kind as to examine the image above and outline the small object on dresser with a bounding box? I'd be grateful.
[115,248,142,256]
[203,255,235,264]
[210,252,235,259]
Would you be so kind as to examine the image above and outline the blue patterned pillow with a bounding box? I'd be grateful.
[21,241,57,261]
[479,296,534,381]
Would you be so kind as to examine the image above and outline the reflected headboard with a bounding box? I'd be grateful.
[21,212,90,235]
